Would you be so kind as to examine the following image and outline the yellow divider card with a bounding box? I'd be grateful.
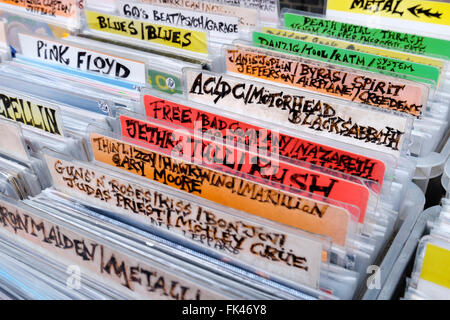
[85,10,209,54]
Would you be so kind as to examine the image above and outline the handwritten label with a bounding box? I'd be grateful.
[0,197,222,299]
[90,133,352,246]
[0,0,77,19]
[85,10,208,54]
[216,0,278,23]
[139,0,258,28]
[186,69,408,157]
[144,93,386,187]
[284,13,450,60]
[420,243,450,289]
[264,27,444,72]
[119,1,240,41]
[0,119,29,161]
[18,33,147,85]
[121,114,369,226]
[45,154,323,287]
[327,0,450,26]
[0,90,63,136]
[253,31,440,85]
[226,46,427,118]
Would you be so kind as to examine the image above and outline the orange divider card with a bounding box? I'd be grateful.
[143,94,386,190]
[90,132,351,246]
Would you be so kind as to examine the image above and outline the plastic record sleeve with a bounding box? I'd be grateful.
[0,56,140,109]
[0,118,31,163]
[0,231,135,299]
[0,71,120,119]
[0,118,53,189]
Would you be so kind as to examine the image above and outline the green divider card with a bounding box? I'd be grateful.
[148,69,183,95]
[284,13,450,61]
[253,31,440,86]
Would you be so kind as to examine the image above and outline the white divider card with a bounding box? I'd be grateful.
[0,0,80,29]
[118,1,240,43]
[412,236,450,299]
[226,43,429,118]
[0,119,29,162]
[214,0,279,24]
[119,110,366,243]
[0,88,64,137]
[326,0,450,41]
[44,153,325,289]
[17,33,147,86]
[187,69,412,158]
[138,0,259,29]
[0,195,227,300]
